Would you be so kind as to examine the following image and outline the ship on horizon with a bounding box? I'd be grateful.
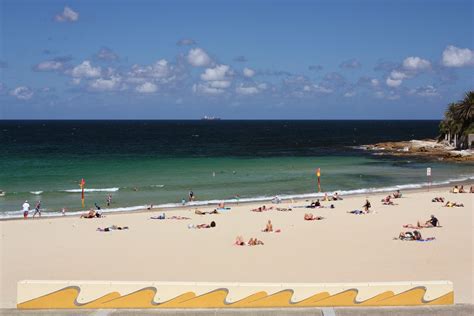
[201,115,221,121]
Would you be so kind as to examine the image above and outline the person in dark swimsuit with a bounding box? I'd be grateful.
[426,215,440,227]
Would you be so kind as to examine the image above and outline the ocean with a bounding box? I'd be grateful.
[1,120,472,218]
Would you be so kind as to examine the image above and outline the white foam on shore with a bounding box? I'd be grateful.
[62,187,120,193]
[1,176,472,219]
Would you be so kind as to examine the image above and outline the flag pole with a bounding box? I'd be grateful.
[316,168,321,192]
[80,178,85,208]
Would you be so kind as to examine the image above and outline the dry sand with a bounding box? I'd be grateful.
[0,186,472,308]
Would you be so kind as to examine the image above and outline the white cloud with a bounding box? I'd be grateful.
[257,83,268,90]
[410,85,438,97]
[136,82,158,93]
[187,48,211,67]
[389,70,408,80]
[236,85,259,95]
[89,76,123,91]
[386,77,402,87]
[370,79,379,87]
[243,67,255,77]
[386,70,408,87]
[442,45,474,67]
[201,64,230,81]
[192,83,225,95]
[95,47,119,61]
[10,86,33,100]
[55,6,79,22]
[303,84,333,94]
[403,56,431,70]
[129,59,171,80]
[71,61,101,78]
[208,80,231,89]
[343,91,356,97]
[34,60,63,71]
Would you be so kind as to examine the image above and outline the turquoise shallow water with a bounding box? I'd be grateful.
[1,155,473,218]
[0,120,472,218]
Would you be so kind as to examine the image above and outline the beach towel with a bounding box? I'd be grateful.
[417,237,436,242]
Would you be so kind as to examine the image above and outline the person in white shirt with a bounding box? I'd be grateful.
[22,200,30,219]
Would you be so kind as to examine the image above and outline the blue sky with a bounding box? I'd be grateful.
[0,0,473,119]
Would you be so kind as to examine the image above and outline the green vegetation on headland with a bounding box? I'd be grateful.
[439,91,473,150]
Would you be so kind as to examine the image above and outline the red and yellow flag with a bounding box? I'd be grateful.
[316,168,321,192]
[79,178,86,208]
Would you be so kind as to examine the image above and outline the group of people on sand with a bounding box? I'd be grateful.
[21,200,42,219]
[251,205,274,212]
[348,199,372,214]
[195,209,220,215]
[402,215,440,229]
[80,208,103,218]
[450,185,473,193]
[235,235,264,246]
[322,192,343,201]
[97,225,128,232]
[381,190,403,205]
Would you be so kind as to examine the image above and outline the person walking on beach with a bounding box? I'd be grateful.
[106,194,112,207]
[189,190,195,202]
[363,199,371,212]
[33,200,42,218]
[22,200,30,219]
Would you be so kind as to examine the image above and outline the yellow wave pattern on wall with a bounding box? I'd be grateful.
[17,286,454,309]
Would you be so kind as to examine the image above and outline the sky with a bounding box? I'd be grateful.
[0,0,473,119]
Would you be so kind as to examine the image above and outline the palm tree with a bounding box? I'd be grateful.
[439,91,474,149]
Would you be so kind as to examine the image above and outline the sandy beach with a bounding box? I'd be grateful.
[1,185,472,308]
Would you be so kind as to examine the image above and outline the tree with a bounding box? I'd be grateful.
[439,91,474,149]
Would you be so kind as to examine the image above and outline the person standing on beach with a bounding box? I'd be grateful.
[22,200,30,219]
[33,200,42,217]
[189,190,195,201]
[106,194,112,207]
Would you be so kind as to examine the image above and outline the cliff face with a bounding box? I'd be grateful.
[361,139,473,162]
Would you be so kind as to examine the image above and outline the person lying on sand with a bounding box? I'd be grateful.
[248,237,264,246]
[168,216,190,220]
[235,235,245,246]
[251,205,273,212]
[80,209,97,218]
[195,209,220,215]
[393,190,402,198]
[262,220,273,232]
[399,230,422,241]
[304,213,324,221]
[306,199,322,208]
[97,225,129,232]
[432,197,445,203]
[381,195,395,205]
[347,209,369,215]
[443,201,464,207]
[403,215,441,229]
[151,213,166,219]
[188,221,216,229]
